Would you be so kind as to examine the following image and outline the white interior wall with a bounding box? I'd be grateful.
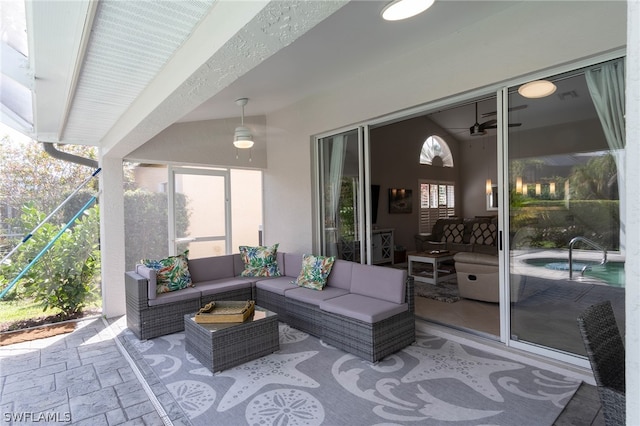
[264,1,626,253]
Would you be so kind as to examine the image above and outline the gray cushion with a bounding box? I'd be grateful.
[136,264,158,301]
[188,255,234,282]
[319,294,408,323]
[283,253,304,278]
[350,263,406,304]
[285,286,348,306]
[255,276,297,295]
[232,253,246,276]
[326,259,353,290]
[196,278,254,296]
[148,286,201,306]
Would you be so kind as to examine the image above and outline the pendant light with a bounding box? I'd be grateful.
[234,98,254,149]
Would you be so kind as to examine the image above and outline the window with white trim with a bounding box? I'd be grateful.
[420,135,453,167]
[419,180,455,234]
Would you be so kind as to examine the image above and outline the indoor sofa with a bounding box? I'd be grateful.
[125,251,415,362]
[414,217,498,255]
[415,217,500,303]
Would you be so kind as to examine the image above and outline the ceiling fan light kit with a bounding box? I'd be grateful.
[518,80,557,99]
[233,98,254,149]
[381,0,435,21]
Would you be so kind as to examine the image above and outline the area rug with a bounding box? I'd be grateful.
[415,281,461,303]
[120,324,580,426]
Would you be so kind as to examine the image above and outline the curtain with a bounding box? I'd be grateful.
[585,58,625,150]
[585,58,626,251]
[325,135,347,257]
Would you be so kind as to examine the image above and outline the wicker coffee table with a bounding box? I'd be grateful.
[184,304,279,372]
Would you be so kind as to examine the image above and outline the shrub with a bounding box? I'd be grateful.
[0,204,100,318]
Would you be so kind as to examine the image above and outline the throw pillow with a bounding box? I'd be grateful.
[470,222,497,246]
[141,250,193,294]
[441,223,464,243]
[292,254,336,291]
[239,243,282,277]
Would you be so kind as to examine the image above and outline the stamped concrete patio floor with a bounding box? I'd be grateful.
[0,316,182,426]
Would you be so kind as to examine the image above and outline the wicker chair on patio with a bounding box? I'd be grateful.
[576,301,626,426]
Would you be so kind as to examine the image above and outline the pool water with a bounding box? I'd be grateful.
[524,258,625,287]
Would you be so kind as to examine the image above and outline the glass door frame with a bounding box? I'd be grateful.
[311,48,623,369]
[167,166,231,256]
[313,126,369,263]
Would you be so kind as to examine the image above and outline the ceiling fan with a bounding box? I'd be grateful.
[469,103,523,136]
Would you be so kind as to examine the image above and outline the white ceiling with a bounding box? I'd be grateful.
[1,0,603,153]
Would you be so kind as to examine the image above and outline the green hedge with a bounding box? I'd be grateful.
[124,190,189,270]
[510,200,620,250]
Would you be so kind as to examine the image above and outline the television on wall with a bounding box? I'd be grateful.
[371,184,380,225]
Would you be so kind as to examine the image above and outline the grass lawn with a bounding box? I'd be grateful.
[0,297,102,332]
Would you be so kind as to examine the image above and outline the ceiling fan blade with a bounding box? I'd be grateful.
[483,122,522,129]
[481,104,528,117]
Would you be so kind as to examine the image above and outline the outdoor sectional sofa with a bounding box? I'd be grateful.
[125,252,415,362]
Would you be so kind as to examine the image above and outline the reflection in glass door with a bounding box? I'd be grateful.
[317,129,365,262]
[506,59,625,358]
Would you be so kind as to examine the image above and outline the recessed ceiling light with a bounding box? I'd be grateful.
[518,80,557,99]
[381,0,435,21]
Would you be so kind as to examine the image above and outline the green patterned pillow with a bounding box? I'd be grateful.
[239,244,281,277]
[142,250,193,294]
[292,254,336,291]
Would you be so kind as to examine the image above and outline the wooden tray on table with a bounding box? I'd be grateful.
[194,300,255,324]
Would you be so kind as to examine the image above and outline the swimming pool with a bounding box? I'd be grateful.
[524,258,625,287]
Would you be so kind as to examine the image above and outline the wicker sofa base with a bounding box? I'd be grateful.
[255,287,289,323]
[126,271,258,340]
[321,310,416,362]
[285,297,325,337]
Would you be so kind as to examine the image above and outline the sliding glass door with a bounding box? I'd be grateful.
[169,167,231,258]
[317,128,366,262]
[505,59,625,359]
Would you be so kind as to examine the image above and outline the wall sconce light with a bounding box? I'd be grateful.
[516,177,523,194]
[486,179,493,195]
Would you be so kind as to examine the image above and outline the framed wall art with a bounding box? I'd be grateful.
[389,188,412,213]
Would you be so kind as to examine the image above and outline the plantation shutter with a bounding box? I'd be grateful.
[419,181,455,233]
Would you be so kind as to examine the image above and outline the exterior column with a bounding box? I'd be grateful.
[99,155,126,317]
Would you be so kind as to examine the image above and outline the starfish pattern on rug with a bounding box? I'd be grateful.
[402,340,525,402]
[215,350,320,411]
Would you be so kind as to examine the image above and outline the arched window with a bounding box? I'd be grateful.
[420,135,453,167]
